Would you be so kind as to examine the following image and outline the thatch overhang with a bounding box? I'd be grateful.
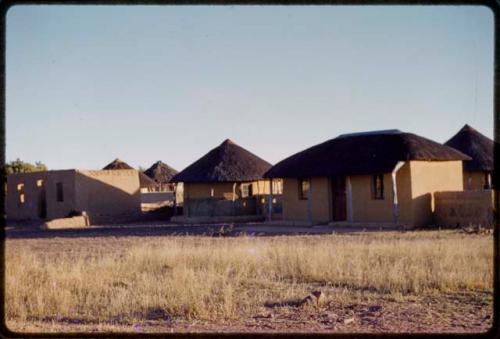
[444,124,494,172]
[143,161,178,184]
[264,130,471,178]
[102,158,157,188]
[171,139,272,183]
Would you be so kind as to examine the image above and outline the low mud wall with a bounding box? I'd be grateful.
[140,192,175,204]
[184,197,258,217]
[434,190,495,228]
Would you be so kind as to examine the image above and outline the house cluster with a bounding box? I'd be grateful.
[6,124,495,228]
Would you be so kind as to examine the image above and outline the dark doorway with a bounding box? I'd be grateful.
[37,188,47,219]
[331,176,346,221]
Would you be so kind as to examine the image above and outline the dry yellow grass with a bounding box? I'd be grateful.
[5,231,493,327]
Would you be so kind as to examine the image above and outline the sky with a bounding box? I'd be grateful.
[6,5,494,171]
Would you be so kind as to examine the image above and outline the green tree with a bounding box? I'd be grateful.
[5,158,47,174]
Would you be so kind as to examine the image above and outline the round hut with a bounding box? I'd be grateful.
[143,161,178,192]
[444,124,494,190]
[171,139,272,221]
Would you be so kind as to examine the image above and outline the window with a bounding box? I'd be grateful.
[36,179,43,187]
[372,174,384,200]
[210,188,214,197]
[56,182,64,202]
[484,171,492,189]
[240,183,253,198]
[298,178,310,200]
[17,183,25,204]
[272,179,283,195]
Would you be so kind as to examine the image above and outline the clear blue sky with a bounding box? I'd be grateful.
[6,5,494,171]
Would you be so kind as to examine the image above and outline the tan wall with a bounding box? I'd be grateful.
[463,170,490,190]
[279,161,463,227]
[6,169,141,224]
[434,190,495,227]
[184,182,242,200]
[409,160,464,227]
[6,170,77,220]
[311,177,331,223]
[75,169,141,224]
[350,173,394,223]
[282,177,330,223]
[282,178,309,221]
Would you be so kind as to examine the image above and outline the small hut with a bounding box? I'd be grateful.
[171,139,273,222]
[444,124,494,190]
[143,161,178,192]
[103,158,156,192]
[264,129,470,228]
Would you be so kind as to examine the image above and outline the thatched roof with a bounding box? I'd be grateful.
[102,158,156,188]
[444,124,494,172]
[171,139,272,183]
[143,161,178,184]
[265,130,471,178]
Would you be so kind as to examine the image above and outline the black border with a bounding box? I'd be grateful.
[0,1,498,338]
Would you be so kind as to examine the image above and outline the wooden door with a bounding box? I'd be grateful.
[331,176,346,221]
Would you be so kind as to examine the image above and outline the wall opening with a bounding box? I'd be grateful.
[56,182,64,202]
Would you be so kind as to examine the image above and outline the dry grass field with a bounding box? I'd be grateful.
[5,230,494,333]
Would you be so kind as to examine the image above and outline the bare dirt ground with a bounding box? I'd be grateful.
[7,290,492,334]
[4,223,494,334]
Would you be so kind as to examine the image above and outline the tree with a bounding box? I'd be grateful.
[5,158,47,174]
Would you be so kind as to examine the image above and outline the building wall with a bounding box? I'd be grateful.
[282,178,309,221]
[409,160,464,227]
[6,170,77,221]
[463,170,490,190]
[282,177,330,223]
[183,182,242,200]
[74,169,141,224]
[350,173,394,223]
[434,190,495,227]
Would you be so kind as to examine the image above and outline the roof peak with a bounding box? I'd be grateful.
[337,129,403,139]
[221,138,235,145]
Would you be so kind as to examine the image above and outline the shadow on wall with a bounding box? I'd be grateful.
[74,172,142,225]
[410,193,432,228]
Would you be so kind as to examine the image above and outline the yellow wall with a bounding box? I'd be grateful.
[184,182,241,200]
[311,177,331,223]
[279,161,464,227]
[6,169,141,223]
[350,173,394,223]
[6,170,77,220]
[463,170,490,190]
[409,160,463,227]
[282,177,330,223]
[75,170,141,223]
[282,178,309,221]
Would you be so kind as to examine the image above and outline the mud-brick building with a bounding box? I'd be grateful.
[444,124,494,190]
[171,139,281,222]
[6,169,141,224]
[264,130,470,228]
[103,158,157,192]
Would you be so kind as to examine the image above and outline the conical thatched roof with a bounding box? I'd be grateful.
[265,130,471,178]
[143,161,178,184]
[171,139,272,183]
[444,124,494,172]
[102,158,156,188]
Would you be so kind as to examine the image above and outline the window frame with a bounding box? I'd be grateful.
[372,174,384,200]
[298,178,310,200]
